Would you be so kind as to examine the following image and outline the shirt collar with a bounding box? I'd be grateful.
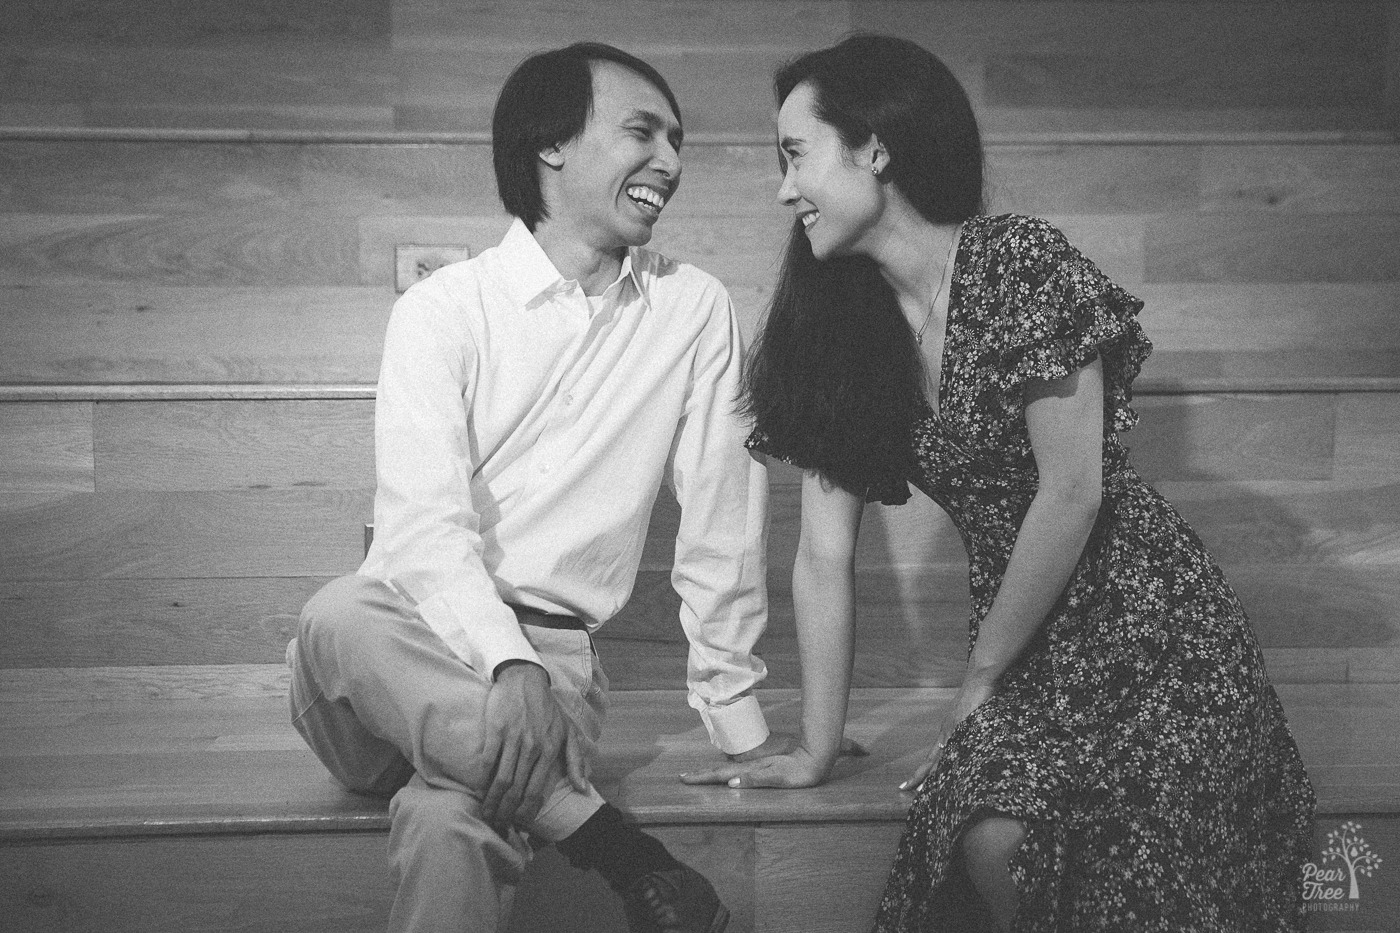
[498,217,646,308]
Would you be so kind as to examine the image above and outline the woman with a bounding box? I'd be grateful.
[683,34,1315,932]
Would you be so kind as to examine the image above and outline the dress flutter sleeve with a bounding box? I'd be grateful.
[993,217,1153,433]
[745,428,911,506]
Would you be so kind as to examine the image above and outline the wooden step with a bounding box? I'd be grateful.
[5,135,1397,218]
[2,678,1394,835]
[2,562,1397,688]
[2,218,1396,384]
[1,1,1391,136]
[3,390,1399,683]
[3,286,1398,385]
[2,131,1396,384]
[1,676,1397,932]
[6,197,1398,295]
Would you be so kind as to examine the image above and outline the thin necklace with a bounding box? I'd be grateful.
[915,223,962,346]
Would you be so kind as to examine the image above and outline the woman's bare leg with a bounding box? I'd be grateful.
[961,816,1027,931]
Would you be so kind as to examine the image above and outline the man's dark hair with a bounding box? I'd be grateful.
[492,42,682,231]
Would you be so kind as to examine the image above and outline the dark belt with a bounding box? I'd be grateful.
[509,604,588,632]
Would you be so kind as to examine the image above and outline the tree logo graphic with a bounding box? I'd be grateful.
[1305,821,1383,906]
[1323,822,1383,900]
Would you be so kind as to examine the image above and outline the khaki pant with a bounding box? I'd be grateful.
[287,574,609,932]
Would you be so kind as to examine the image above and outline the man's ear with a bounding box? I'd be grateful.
[539,143,566,170]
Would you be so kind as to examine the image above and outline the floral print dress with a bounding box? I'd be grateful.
[759,214,1316,932]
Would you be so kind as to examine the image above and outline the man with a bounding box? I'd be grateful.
[286,42,773,933]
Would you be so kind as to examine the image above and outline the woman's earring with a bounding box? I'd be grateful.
[871,165,880,176]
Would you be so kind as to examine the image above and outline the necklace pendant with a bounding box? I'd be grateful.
[915,333,923,346]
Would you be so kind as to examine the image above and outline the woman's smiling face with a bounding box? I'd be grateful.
[776,81,884,261]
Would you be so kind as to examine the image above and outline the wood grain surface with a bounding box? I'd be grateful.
[2,834,397,933]
[0,285,392,383]
[0,489,371,580]
[2,685,1396,833]
[9,140,1395,219]
[0,210,362,287]
[4,562,1396,685]
[1,3,1397,707]
[0,684,1396,933]
[1145,214,1400,283]
[3,137,1397,383]
[1,1,1390,135]
[1199,144,1400,213]
[3,392,1397,681]
[1,579,321,669]
[754,823,904,933]
[5,282,1397,384]
[95,400,375,491]
[0,4,1397,928]
[0,681,1395,931]
[0,403,92,502]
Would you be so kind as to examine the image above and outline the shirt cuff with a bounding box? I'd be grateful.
[697,694,770,755]
[415,590,542,679]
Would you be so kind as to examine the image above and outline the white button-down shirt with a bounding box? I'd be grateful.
[360,219,770,752]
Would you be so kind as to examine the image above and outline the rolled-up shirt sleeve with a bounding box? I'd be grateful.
[365,283,539,678]
[668,286,771,754]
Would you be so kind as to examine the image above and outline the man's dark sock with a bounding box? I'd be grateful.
[556,803,682,892]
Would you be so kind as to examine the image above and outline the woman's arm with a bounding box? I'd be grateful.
[681,467,864,787]
[969,357,1105,685]
[791,469,865,768]
[903,357,1106,790]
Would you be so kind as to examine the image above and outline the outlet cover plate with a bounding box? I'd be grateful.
[395,245,471,292]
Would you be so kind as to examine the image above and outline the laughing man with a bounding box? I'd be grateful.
[285,42,774,933]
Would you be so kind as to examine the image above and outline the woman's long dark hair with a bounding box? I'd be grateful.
[744,34,984,498]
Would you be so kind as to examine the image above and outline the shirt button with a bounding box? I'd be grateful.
[565,393,575,405]
[539,463,551,474]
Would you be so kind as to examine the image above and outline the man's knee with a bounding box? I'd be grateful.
[298,573,387,655]
[390,780,528,885]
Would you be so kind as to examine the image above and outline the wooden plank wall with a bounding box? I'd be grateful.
[4,141,1400,384]
[2,1,1398,691]
[1,1,1396,135]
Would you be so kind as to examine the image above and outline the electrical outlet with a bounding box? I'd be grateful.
[395,245,471,292]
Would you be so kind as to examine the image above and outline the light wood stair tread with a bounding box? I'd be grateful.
[6,372,1400,403]
[3,683,1398,843]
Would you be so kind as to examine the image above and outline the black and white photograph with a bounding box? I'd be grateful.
[1,2,1397,931]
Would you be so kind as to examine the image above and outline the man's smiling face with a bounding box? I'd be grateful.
[543,60,683,252]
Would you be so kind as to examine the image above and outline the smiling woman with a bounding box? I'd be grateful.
[710,32,1317,933]
[746,40,981,503]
